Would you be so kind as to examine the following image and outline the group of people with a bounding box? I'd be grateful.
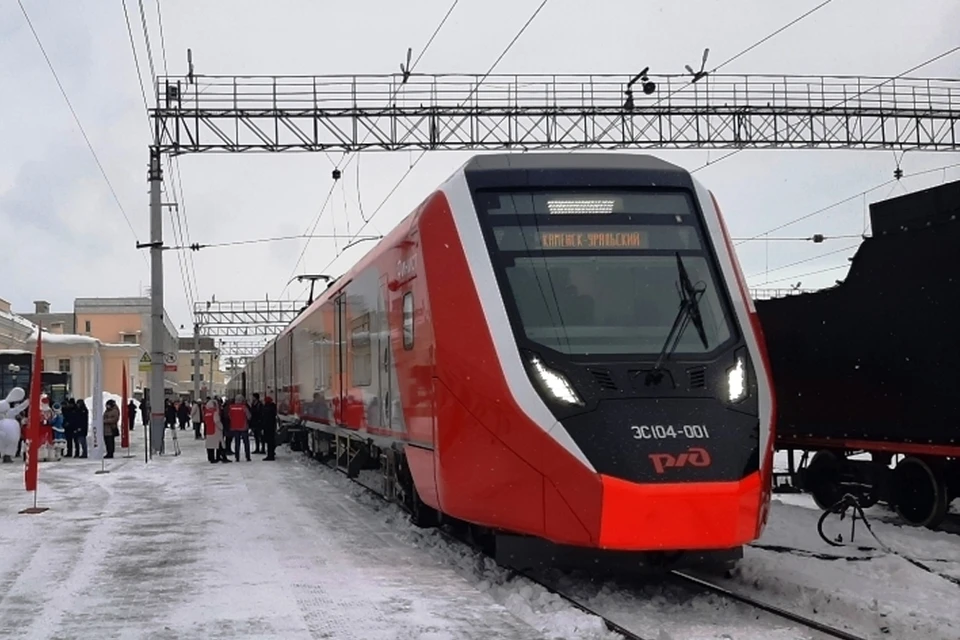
[202,393,278,464]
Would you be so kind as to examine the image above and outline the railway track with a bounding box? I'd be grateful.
[311,454,870,640]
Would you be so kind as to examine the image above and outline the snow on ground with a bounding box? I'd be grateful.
[0,437,600,640]
[723,494,960,640]
[3,436,959,640]
[336,469,829,640]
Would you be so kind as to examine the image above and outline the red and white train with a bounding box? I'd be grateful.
[230,153,776,566]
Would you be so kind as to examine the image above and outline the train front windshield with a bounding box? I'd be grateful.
[476,191,734,357]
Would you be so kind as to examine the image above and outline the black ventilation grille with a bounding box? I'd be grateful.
[589,368,618,391]
[687,367,706,389]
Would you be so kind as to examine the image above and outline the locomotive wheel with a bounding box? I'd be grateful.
[892,457,949,529]
[804,450,844,511]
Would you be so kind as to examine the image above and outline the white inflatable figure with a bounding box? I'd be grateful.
[0,387,29,463]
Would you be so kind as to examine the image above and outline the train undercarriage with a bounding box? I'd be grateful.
[775,447,960,529]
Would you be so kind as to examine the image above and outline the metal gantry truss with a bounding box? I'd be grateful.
[194,300,304,368]
[194,300,304,337]
[153,73,960,153]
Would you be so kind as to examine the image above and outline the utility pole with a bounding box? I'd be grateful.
[149,147,165,456]
[193,322,201,402]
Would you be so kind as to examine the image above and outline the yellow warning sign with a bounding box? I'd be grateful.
[138,352,152,372]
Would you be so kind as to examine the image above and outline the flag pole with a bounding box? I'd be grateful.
[20,324,48,515]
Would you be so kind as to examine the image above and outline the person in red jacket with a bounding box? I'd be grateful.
[228,394,252,462]
[203,397,229,463]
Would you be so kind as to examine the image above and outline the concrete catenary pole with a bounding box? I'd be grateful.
[149,147,166,456]
[193,323,201,401]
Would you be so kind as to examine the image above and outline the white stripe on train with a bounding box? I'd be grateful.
[440,170,598,472]
[692,177,773,463]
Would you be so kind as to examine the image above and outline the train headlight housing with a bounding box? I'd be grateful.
[727,355,747,404]
[527,355,584,406]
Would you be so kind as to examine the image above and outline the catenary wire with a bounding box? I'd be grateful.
[167,234,384,251]
[312,0,552,291]
[759,262,851,286]
[737,159,960,244]
[571,0,838,153]
[154,0,201,313]
[282,0,463,291]
[17,0,145,258]
[280,181,340,298]
[136,0,196,312]
[122,0,151,136]
[691,45,960,175]
[746,242,861,280]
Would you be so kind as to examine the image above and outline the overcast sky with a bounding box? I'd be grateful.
[2,0,959,337]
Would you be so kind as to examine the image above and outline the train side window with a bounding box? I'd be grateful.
[402,292,414,350]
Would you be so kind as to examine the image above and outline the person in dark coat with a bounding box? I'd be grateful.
[177,400,190,430]
[103,399,120,458]
[63,398,77,457]
[250,393,264,454]
[127,400,137,439]
[262,396,278,461]
[75,400,89,458]
[164,399,177,430]
[220,398,233,455]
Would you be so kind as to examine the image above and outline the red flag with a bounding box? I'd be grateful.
[24,328,42,492]
[121,361,130,449]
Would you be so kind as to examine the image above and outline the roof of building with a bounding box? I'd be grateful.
[0,308,37,332]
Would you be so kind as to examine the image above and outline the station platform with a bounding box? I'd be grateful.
[0,434,556,640]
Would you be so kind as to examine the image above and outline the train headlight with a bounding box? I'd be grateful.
[727,356,746,403]
[528,355,584,406]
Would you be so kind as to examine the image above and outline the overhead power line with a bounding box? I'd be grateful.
[122,0,151,136]
[167,234,383,251]
[761,262,851,286]
[314,0,552,287]
[17,0,144,255]
[574,0,837,154]
[709,0,836,73]
[693,44,960,174]
[732,233,862,242]
[737,159,960,244]
[282,0,463,293]
[281,181,339,298]
[150,0,201,314]
[747,242,861,280]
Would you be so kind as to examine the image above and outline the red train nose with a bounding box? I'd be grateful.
[590,472,764,551]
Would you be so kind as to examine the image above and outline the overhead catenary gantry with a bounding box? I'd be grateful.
[144,69,960,456]
[191,300,305,389]
[154,73,960,153]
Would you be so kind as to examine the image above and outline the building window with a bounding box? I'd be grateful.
[190,358,205,367]
[121,334,138,344]
[84,320,91,333]
[190,373,205,382]
[402,292,414,350]
[58,359,71,373]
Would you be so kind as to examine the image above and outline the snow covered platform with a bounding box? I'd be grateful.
[3,436,960,640]
[0,437,574,640]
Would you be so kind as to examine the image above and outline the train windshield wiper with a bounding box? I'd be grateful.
[648,253,709,379]
[675,252,709,351]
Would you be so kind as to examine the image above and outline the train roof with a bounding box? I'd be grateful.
[462,152,688,174]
